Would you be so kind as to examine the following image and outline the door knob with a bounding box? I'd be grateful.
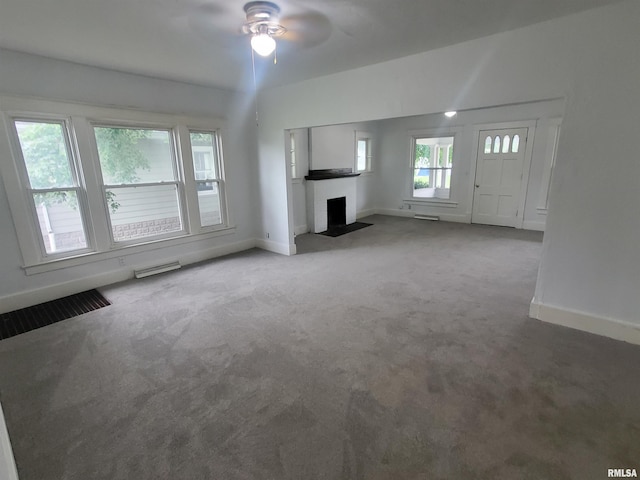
[475,184,480,188]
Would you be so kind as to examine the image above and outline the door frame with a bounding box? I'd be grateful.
[469,120,537,228]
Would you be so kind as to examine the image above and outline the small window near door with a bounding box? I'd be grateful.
[484,136,492,154]
[512,134,520,153]
[493,135,501,153]
[412,136,454,200]
[289,131,297,179]
[355,131,373,172]
[502,135,510,153]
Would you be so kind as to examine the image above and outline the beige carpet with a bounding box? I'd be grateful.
[0,215,638,479]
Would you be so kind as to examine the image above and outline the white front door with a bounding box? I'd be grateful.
[472,128,528,227]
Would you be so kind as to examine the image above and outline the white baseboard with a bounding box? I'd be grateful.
[0,238,257,314]
[255,238,295,256]
[0,401,18,480]
[375,208,470,223]
[530,300,640,346]
[375,208,414,218]
[357,209,376,220]
[522,220,546,232]
[294,225,309,236]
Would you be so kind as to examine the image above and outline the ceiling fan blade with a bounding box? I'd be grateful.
[280,11,332,48]
[187,2,246,49]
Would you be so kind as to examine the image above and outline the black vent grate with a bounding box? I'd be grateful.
[0,289,110,340]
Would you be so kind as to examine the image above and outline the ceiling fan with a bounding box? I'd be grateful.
[242,1,287,57]
[188,1,331,58]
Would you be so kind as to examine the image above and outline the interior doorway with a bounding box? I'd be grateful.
[472,127,529,227]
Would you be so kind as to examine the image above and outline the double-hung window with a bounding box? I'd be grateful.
[94,126,184,243]
[13,119,91,256]
[411,135,454,200]
[1,97,231,271]
[189,131,224,228]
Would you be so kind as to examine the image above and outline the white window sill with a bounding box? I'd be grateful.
[405,198,458,208]
[23,225,236,275]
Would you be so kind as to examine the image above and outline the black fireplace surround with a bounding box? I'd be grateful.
[305,168,360,181]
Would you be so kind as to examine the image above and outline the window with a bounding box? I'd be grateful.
[13,120,90,256]
[189,131,224,228]
[355,131,373,172]
[412,136,454,200]
[484,133,520,154]
[1,97,230,269]
[94,126,184,243]
[289,131,297,179]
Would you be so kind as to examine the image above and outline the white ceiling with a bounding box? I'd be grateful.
[0,0,623,91]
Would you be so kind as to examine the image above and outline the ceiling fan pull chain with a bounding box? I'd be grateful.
[251,46,260,126]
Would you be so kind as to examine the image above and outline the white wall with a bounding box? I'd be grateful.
[256,0,640,338]
[310,124,355,170]
[373,100,563,228]
[289,128,310,235]
[531,0,640,337]
[291,122,378,233]
[0,49,258,310]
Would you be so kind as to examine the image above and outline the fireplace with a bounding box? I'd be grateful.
[306,174,358,233]
[327,197,346,230]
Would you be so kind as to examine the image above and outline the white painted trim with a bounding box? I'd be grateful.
[356,209,376,219]
[522,220,545,231]
[0,238,256,314]
[294,224,309,236]
[375,208,470,223]
[255,238,295,256]
[470,120,537,228]
[517,123,537,229]
[403,199,459,208]
[536,118,562,212]
[376,208,414,218]
[530,300,640,346]
[0,401,19,480]
[24,226,237,275]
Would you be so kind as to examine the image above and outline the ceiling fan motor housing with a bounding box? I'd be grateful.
[242,1,286,37]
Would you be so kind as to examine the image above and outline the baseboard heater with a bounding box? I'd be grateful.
[414,214,440,221]
[134,261,181,279]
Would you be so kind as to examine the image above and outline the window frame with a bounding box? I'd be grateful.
[91,123,188,246]
[355,131,373,173]
[188,129,228,230]
[0,96,233,273]
[7,115,95,261]
[409,131,457,202]
[289,131,297,179]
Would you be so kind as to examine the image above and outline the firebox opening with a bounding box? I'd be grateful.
[327,197,347,230]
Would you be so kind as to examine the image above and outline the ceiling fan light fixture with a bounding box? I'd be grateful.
[243,2,286,57]
[251,32,276,56]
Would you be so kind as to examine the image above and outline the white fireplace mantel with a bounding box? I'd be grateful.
[306,177,357,233]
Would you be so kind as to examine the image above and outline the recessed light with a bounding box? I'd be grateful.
[444,111,457,118]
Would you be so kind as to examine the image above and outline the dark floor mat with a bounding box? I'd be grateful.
[0,289,110,340]
[319,222,372,237]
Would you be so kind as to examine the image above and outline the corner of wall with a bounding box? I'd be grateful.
[0,401,19,480]
[255,238,296,256]
[530,299,640,346]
